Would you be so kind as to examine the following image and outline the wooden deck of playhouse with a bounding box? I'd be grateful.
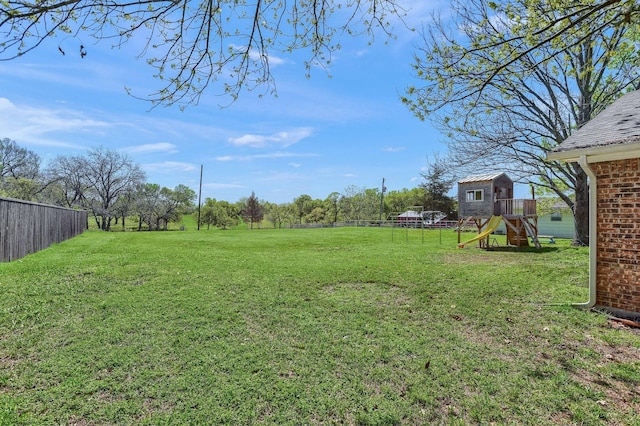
[459,199,542,249]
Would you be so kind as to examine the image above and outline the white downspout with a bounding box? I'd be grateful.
[574,155,597,308]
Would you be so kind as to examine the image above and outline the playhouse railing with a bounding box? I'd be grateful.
[494,199,536,216]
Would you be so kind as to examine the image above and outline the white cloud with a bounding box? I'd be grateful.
[0,97,108,148]
[0,96,232,154]
[121,142,179,154]
[228,127,314,148]
[203,182,246,189]
[215,151,320,162]
[229,44,287,67]
[249,50,286,66]
[254,151,317,159]
[0,61,124,93]
[144,161,198,173]
[289,163,302,168]
[228,134,269,147]
[382,146,405,152]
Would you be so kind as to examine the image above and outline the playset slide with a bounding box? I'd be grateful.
[457,215,502,248]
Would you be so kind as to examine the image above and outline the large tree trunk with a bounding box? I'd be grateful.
[572,166,590,246]
[571,86,592,247]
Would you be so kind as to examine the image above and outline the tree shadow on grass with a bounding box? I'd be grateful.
[484,246,560,254]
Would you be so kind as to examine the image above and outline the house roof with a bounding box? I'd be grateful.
[458,172,508,184]
[548,90,640,163]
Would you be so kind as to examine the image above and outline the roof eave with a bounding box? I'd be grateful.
[547,141,640,163]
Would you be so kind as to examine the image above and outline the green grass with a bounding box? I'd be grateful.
[0,227,638,425]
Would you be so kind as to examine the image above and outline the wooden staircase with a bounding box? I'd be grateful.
[521,217,541,249]
[503,216,541,248]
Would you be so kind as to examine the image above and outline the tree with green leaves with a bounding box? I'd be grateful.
[213,200,238,230]
[199,198,239,230]
[383,187,426,217]
[133,183,161,230]
[264,201,293,229]
[132,183,195,230]
[242,191,263,229]
[472,0,639,95]
[279,203,296,228]
[338,185,380,222]
[155,184,196,230]
[306,206,327,224]
[403,0,640,245]
[1,0,407,107]
[294,194,313,225]
[324,192,340,225]
[421,158,456,219]
[198,198,218,230]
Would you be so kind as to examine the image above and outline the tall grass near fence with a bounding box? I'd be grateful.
[0,197,87,262]
[0,227,638,425]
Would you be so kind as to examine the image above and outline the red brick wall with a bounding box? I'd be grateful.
[594,158,640,314]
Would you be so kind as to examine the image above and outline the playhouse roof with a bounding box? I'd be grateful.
[458,172,508,184]
[548,89,640,163]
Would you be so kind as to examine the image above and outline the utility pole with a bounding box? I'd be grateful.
[379,178,386,221]
[197,164,203,230]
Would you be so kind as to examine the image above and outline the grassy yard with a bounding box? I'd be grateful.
[0,227,638,425]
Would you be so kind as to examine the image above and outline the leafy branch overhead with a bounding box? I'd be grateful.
[403,0,640,116]
[0,0,406,107]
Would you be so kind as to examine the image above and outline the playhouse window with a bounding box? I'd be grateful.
[466,190,484,202]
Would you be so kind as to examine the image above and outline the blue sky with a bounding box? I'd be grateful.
[0,2,452,204]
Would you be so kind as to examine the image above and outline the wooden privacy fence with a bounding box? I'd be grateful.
[0,197,88,262]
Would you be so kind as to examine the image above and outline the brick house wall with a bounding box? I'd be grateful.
[594,158,640,314]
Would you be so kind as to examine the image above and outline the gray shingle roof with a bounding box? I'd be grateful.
[551,90,640,154]
[458,172,506,183]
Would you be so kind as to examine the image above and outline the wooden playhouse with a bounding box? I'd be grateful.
[457,173,540,248]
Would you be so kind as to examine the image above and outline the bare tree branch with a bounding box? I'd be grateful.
[1,0,406,107]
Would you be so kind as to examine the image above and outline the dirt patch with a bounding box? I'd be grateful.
[453,313,639,421]
[0,355,21,368]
